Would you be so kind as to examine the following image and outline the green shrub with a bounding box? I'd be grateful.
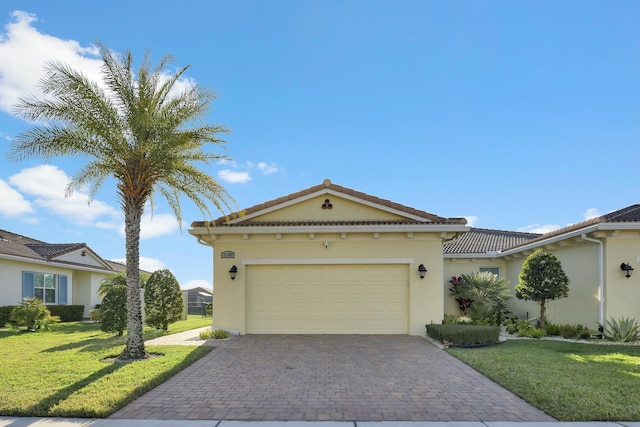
[451,272,512,326]
[47,305,85,322]
[89,308,101,322]
[545,323,561,336]
[10,297,57,332]
[100,284,127,336]
[443,314,473,325]
[199,328,230,340]
[426,324,500,346]
[604,317,639,342]
[545,323,590,340]
[144,269,184,331]
[212,328,230,339]
[505,318,546,338]
[205,302,213,317]
[0,306,15,327]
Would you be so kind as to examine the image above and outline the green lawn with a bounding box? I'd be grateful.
[448,339,640,421]
[0,316,214,417]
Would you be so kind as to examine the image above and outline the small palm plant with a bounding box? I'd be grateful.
[458,272,512,324]
[10,297,56,332]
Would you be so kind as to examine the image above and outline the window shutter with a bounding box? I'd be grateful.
[22,272,35,299]
[58,275,68,304]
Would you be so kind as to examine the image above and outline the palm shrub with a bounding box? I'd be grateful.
[10,297,56,332]
[144,269,184,331]
[456,272,512,325]
[604,317,639,342]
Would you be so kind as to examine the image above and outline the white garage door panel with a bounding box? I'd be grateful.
[246,265,408,334]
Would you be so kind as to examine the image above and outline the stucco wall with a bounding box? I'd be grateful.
[603,232,640,322]
[256,195,407,221]
[0,259,75,307]
[207,231,445,335]
[73,271,107,316]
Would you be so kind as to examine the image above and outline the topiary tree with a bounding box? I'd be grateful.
[100,284,128,336]
[515,249,569,329]
[144,269,184,330]
[10,297,55,332]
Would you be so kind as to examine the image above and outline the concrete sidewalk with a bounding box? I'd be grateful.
[2,418,640,426]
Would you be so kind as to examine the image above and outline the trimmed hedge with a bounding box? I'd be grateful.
[426,324,500,346]
[46,305,85,322]
[0,306,15,327]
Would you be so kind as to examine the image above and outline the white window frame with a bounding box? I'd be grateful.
[479,267,501,277]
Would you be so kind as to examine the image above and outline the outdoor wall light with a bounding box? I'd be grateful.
[620,263,634,279]
[418,264,427,279]
[229,265,238,280]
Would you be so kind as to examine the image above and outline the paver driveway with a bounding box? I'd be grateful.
[110,335,555,422]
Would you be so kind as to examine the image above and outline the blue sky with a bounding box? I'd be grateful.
[0,1,638,290]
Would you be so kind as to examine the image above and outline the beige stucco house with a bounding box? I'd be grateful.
[0,229,118,317]
[190,179,640,335]
[189,179,469,335]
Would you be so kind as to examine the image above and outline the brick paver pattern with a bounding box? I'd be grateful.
[110,335,555,422]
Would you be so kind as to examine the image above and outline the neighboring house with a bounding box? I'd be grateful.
[444,205,640,330]
[185,286,213,315]
[0,229,117,317]
[190,179,469,335]
[190,179,640,335]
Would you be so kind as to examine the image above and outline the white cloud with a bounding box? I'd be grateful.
[182,279,212,290]
[0,11,101,114]
[219,169,252,183]
[97,210,182,239]
[139,213,182,239]
[583,208,601,220]
[8,165,185,239]
[111,256,166,273]
[0,11,196,117]
[216,158,237,167]
[517,223,561,234]
[461,215,479,227]
[0,178,33,217]
[257,162,278,175]
[8,165,120,226]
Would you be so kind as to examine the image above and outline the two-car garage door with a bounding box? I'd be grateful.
[246,264,409,334]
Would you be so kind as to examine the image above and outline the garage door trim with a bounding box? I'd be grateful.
[242,257,414,265]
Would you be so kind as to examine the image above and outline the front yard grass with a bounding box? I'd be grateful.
[448,339,640,421]
[0,316,214,417]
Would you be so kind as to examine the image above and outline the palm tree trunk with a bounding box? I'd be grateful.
[120,203,146,360]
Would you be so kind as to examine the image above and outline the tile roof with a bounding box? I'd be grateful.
[222,219,440,227]
[193,179,468,228]
[444,228,542,255]
[26,243,86,259]
[446,205,640,255]
[0,229,113,271]
[505,204,640,251]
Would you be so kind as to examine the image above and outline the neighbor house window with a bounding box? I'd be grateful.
[480,267,500,276]
[22,271,68,304]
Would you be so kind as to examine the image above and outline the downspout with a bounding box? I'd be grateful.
[581,233,604,326]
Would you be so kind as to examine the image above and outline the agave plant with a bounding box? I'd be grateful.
[603,316,639,342]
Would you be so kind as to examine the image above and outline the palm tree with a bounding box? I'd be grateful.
[9,44,234,359]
